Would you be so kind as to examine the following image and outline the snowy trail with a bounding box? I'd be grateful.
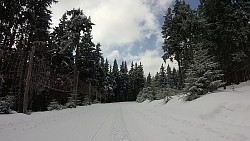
[1,101,250,141]
[0,103,133,141]
[124,103,250,141]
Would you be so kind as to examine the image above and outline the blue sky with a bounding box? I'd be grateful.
[186,0,200,9]
[51,0,199,75]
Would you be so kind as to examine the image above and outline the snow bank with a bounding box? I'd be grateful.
[148,99,166,107]
[144,81,250,127]
[141,99,151,103]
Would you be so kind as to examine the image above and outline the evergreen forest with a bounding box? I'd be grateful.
[1,0,250,114]
[0,0,145,114]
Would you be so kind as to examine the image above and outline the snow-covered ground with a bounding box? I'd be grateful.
[1,82,250,141]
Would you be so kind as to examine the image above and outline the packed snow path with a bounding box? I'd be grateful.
[1,100,250,141]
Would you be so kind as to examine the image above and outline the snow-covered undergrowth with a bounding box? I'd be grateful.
[141,81,250,127]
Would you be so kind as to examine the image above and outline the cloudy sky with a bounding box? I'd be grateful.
[51,0,199,75]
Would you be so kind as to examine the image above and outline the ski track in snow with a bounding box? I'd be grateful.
[111,105,131,141]
[1,100,250,141]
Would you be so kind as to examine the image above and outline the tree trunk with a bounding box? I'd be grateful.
[73,46,79,107]
[176,50,183,89]
[95,89,97,100]
[105,92,106,103]
[88,82,91,105]
[23,46,35,114]
[72,70,79,107]
[18,50,26,113]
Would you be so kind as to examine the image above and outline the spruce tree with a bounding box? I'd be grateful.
[166,64,173,88]
[22,0,57,113]
[162,0,194,89]
[104,62,115,102]
[133,62,145,100]
[52,9,95,106]
[119,61,129,101]
[104,59,110,74]
[111,59,120,101]
[128,62,135,101]
[146,73,152,87]
[184,47,224,101]
[158,64,167,88]
[199,0,250,84]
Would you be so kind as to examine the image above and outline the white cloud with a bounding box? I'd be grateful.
[106,50,119,62]
[51,0,175,75]
[125,49,178,76]
[136,50,163,75]
[156,0,174,12]
[51,0,173,47]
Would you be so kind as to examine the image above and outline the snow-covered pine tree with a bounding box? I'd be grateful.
[136,85,156,103]
[112,59,119,74]
[119,61,129,101]
[199,0,250,85]
[92,43,105,102]
[145,73,152,87]
[111,59,120,101]
[128,62,135,101]
[66,96,76,108]
[106,72,115,102]
[154,72,160,88]
[47,99,62,111]
[184,46,224,101]
[146,83,157,101]
[136,87,150,103]
[0,95,14,114]
[133,62,145,100]
[162,0,194,89]
[53,9,96,106]
[22,0,58,114]
[102,59,112,102]
[158,64,167,88]
[166,64,173,88]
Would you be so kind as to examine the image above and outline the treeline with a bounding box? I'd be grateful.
[105,60,145,102]
[138,0,250,102]
[137,64,180,102]
[0,1,145,114]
